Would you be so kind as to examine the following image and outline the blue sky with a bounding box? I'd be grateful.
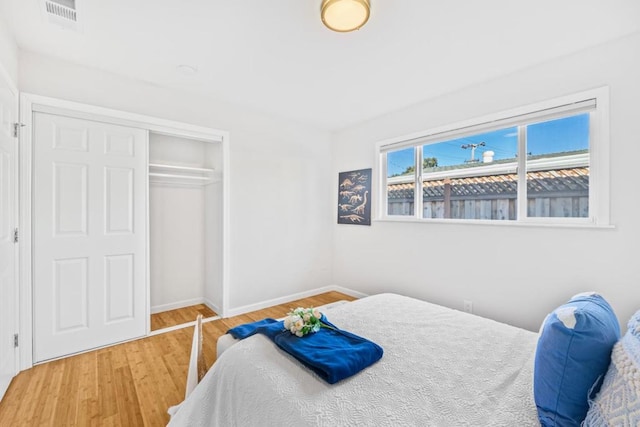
[387,113,589,176]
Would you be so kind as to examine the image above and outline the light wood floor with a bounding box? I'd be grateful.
[150,304,218,331]
[0,291,355,426]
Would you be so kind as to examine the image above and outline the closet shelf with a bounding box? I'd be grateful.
[149,163,220,186]
[149,163,215,173]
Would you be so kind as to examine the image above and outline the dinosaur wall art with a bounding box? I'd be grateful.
[337,168,371,226]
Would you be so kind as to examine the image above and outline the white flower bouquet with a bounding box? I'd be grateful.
[283,307,326,337]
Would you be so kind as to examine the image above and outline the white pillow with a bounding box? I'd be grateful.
[583,309,640,425]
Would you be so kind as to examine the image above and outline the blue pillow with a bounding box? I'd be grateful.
[534,293,620,426]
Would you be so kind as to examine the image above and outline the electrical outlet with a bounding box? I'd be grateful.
[463,300,473,314]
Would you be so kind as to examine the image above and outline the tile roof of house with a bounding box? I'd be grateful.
[388,167,589,200]
[417,149,589,175]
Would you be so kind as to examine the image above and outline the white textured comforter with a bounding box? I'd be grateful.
[169,293,539,426]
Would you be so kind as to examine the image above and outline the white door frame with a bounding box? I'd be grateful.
[19,93,231,370]
[0,62,19,397]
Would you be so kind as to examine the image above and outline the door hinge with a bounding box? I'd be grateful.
[13,334,18,348]
[12,122,25,138]
[14,228,18,243]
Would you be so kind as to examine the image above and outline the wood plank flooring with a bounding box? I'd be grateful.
[150,304,218,331]
[0,291,355,426]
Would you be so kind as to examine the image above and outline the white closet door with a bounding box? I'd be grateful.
[0,73,18,398]
[33,112,148,362]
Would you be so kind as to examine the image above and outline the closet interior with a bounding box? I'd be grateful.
[148,132,223,330]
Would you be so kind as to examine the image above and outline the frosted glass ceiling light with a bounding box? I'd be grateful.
[321,0,370,32]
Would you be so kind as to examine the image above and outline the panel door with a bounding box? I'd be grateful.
[33,112,148,362]
[0,74,17,399]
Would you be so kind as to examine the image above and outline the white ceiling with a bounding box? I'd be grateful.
[1,0,639,131]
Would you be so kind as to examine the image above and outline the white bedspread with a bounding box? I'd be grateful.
[169,293,539,426]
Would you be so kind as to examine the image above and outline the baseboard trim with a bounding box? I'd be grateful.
[151,297,206,314]
[0,375,12,402]
[203,297,222,316]
[330,285,369,300]
[150,286,369,319]
[148,315,221,337]
[223,285,368,318]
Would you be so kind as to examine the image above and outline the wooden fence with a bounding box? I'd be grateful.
[389,193,588,220]
[387,166,589,219]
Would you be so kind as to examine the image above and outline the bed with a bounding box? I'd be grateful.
[168,293,539,426]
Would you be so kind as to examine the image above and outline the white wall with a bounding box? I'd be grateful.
[18,51,334,311]
[332,32,640,332]
[149,184,206,311]
[0,17,18,86]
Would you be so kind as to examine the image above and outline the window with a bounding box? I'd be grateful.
[379,89,609,226]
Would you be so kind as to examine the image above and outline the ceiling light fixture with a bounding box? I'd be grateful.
[321,0,370,33]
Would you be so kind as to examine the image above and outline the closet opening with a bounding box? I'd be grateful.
[148,132,223,332]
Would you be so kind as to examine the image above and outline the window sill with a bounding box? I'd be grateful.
[373,217,615,230]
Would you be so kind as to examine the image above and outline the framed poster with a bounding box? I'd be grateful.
[337,168,371,225]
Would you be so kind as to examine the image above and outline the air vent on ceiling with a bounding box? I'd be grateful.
[42,0,79,30]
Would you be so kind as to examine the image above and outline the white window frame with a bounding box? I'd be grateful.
[376,87,610,227]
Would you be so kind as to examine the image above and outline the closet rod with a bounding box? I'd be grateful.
[149,172,210,181]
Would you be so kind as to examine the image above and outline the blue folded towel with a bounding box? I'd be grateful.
[227,318,283,339]
[228,316,383,384]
